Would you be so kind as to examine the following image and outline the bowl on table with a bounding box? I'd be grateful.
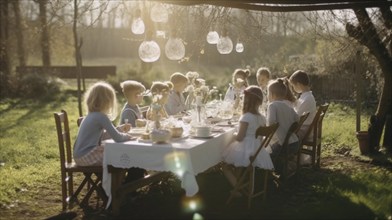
[170,127,184,138]
[135,119,147,127]
[150,129,171,143]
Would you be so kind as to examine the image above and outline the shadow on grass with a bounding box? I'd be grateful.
[84,166,377,220]
[0,90,78,132]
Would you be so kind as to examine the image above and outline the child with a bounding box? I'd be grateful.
[266,79,299,160]
[146,81,172,120]
[222,85,274,187]
[289,70,317,165]
[119,80,146,127]
[289,70,317,140]
[224,68,250,103]
[256,67,271,114]
[73,81,133,166]
[165,72,189,115]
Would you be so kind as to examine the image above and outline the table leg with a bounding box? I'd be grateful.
[109,166,126,216]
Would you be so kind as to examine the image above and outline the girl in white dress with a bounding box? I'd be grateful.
[222,85,274,186]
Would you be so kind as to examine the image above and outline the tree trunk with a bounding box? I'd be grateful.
[73,0,83,117]
[38,0,50,67]
[346,8,392,152]
[0,0,10,98]
[11,0,26,70]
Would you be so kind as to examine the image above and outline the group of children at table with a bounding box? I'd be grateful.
[221,68,317,185]
[72,68,316,185]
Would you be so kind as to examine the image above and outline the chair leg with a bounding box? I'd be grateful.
[226,167,250,205]
[80,173,106,207]
[61,186,67,210]
[247,167,255,209]
[66,172,74,207]
[311,147,316,168]
[318,143,322,168]
[263,170,269,201]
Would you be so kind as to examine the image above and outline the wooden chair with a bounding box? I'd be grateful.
[226,123,279,209]
[300,103,329,168]
[273,121,302,183]
[295,112,310,134]
[54,110,107,210]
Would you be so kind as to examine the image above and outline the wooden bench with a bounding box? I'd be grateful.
[16,66,116,79]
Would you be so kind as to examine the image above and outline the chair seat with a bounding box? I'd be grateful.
[65,162,102,173]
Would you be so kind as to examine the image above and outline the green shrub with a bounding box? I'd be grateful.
[18,73,60,99]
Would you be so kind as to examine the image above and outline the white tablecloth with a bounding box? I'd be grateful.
[102,128,235,206]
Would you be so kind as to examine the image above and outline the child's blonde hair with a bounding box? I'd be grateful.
[256,67,271,79]
[84,81,118,120]
[120,80,146,99]
[170,72,188,85]
[150,81,173,95]
[268,78,287,99]
[242,85,263,114]
[231,68,250,86]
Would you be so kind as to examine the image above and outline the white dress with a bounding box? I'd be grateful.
[222,112,274,170]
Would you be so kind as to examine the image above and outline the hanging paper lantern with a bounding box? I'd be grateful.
[236,42,244,53]
[151,3,168,23]
[217,36,233,54]
[165,37,185,60]
[139,40,161,62]
[131,17,145,35]
[206,31,219,44]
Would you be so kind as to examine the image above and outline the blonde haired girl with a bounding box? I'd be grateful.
[266,79,299,161]
[74,81,132,166]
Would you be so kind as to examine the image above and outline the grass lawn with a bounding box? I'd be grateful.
[0,87,391,219]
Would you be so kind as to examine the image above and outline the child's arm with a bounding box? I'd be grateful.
[101,117,132,142]
[234,121,248,142]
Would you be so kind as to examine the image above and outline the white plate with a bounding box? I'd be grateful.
[215,122,237,127]
[137,134,189,143]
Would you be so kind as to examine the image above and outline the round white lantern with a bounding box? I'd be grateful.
[217,36,233,54]
[131,17,145,35]
[206,31,219,44]
[165,37,185,60]
[139,40,161,62]
[236,42,244,53]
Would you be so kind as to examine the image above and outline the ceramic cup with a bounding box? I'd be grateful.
[195,126,211,137]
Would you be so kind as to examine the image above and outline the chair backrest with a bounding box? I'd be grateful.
[281,121,300,155]
[252,123,279,162]
[302,104,329,143]
[295,112,310,134]
[77,116,84,127]
[54,110,73,171]
[316,104,329,139]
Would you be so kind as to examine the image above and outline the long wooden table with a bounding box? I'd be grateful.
[102,127,235,215]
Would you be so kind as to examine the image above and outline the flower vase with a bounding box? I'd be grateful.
[194,96,207,125]
[152,103,162,129]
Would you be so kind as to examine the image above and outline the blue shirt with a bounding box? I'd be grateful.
[73,112,129,158]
